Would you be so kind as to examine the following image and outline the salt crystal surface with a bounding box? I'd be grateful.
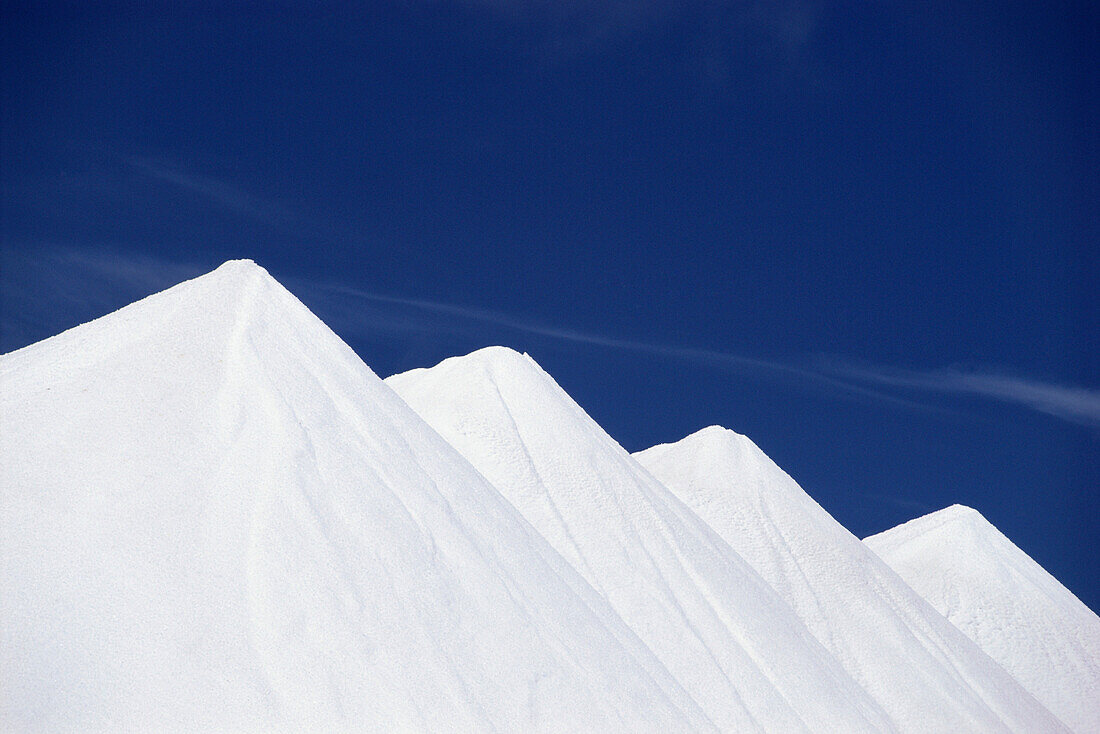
[866,505,1100,733]
[1,261,711,732]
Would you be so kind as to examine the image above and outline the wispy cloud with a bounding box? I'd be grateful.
[47,246,206,294]
[127,157,292,227]
[436,0,823,73]
[444,0,674,59]
[319,284,1095,427]
[0,246,207,352]
[825,362,1100,427]
[9,247,1090,430]
[316,281,938,411]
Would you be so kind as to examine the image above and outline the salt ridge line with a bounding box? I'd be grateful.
[635,426,1069,733]
[388,346,893,733]
[1,260,713,733]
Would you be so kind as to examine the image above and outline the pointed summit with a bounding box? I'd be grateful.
[636,428,1069,733]
[389,349,894,733]
[454,344,539,369]
[866,503,986,541]
[867,507,1100,733]
[203,256,266,278]
[1,264,713,732]
[641,425,794,491]
[393,345,546,394]
[656,425,753,460]
[678,424,749,444]
[2,258,320,381]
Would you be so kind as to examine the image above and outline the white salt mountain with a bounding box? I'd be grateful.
[866,505,1100,734]
[387,348,893,733]
[635,426,1070,733]
[0,261,716,733]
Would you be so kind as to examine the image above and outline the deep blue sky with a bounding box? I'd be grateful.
[3,1,1097,609]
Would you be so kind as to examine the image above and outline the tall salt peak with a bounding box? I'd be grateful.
[5,259,274,365]
[867,505,1100,733]
[635,425,1070,733]
[1,262,715,733]
[388,346,894,734]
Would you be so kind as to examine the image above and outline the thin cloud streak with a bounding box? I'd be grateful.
[321,282,938,411]
[47,246,205,294]
[113,160,860,400]
[827,362,1100,427]
[13,247,1054,423]
[431,0,823,76]
[128,158,292,227]
[0,246,207,353]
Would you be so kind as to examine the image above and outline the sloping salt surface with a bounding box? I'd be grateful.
[387,347,892,733]
[635,427,1069,733]
[866,505,1100,733]
[0,261,714,733]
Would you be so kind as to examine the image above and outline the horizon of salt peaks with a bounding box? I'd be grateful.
[2,259,1096,732]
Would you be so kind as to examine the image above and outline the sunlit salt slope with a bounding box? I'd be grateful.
[866,505,1100,733]
[387,348,893,733]
[634,427,1068,733]
[0,261,716,733]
